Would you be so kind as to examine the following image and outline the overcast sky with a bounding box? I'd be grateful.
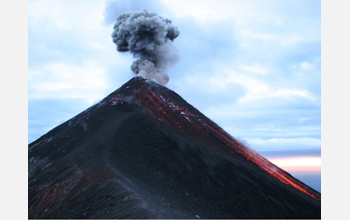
[28,0,321,191]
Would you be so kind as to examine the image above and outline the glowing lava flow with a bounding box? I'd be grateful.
[199,118,320,201]
[197,119,321,201]
[148,91,319,201]
[105,78,320,201]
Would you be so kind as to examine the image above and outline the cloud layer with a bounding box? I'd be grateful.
[28,0,321,158]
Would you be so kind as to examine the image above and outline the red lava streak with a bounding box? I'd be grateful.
[106,79,320,201]
[36,180,70,207]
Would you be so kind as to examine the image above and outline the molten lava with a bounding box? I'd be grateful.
[78,77,321,201]
[29,77,321,219]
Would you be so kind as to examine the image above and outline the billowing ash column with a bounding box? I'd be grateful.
[112,9,180,85]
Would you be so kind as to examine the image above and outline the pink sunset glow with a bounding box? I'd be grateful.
[269,156,321,174]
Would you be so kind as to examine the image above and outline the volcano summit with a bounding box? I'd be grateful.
[28,77,321,219]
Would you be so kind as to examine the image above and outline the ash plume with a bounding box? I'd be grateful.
[112,9,180,85]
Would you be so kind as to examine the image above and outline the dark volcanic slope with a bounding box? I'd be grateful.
[28,77,321,219]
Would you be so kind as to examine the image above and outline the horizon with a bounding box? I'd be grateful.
[28,0,321,192]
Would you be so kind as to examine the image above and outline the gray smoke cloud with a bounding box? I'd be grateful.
[112,9,180,85]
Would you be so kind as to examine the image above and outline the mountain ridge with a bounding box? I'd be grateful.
[28,76,321,219]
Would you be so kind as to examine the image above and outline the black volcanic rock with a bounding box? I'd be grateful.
[28,77,321,219]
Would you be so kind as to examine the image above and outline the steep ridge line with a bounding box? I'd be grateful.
[103,77,320,201]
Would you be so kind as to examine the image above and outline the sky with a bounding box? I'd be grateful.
[28,0,321,192]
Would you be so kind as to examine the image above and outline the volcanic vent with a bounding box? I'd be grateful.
[28,77,321,219]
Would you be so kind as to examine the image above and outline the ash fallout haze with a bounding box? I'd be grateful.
[28,0,321,196]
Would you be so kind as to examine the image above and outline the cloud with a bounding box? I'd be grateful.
[257,148,321,159]
[28,0,321,156]
[28,0,126,69]
[28,61,110,104]
[28,98,91,143]
[27,0,321,194]
[202,94,320,153]
[228,135,321,155]
[241,65,269,75]
[248,137,321,148]
[269,156,321,169]
[191,69,317,105]
[172,73,247,112]
[28,0,139,104]
[160,0,244,23]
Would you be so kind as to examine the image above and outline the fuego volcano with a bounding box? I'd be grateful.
[28,77,321,219]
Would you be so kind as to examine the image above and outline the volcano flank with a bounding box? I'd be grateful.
[28,77,321,219]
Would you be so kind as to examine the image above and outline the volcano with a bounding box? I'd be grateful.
[28,77,321,219]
